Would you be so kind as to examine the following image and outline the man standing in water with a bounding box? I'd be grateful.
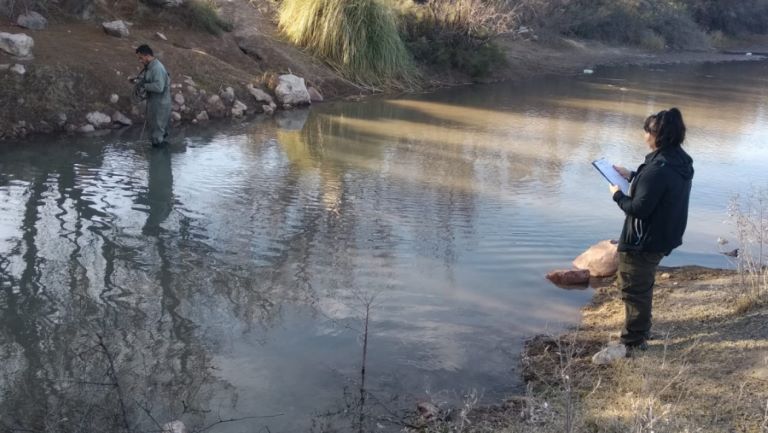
[133,44,172,147]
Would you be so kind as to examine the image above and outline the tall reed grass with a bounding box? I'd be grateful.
[278,0,417,88]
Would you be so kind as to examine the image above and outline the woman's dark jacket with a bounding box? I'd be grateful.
[612,146,694,254]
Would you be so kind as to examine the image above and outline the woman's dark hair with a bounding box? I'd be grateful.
[135,44,154,56]
[643,108,686,148]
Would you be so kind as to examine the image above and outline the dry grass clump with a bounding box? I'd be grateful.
[398,0,515,79]
[726,185,768,313]
[278,0,417,88]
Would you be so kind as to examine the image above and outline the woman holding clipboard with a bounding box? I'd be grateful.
[609,108,694,354]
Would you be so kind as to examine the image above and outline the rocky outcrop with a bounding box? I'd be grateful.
[16,12,48,30]
[0,32,34,58]
[275,74,311,106]
[102,21,129,38]
[573,240,619,277]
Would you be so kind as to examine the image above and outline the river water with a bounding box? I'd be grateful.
[0,60,766,432]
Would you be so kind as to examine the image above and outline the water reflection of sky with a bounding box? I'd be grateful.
[0,60,766,432]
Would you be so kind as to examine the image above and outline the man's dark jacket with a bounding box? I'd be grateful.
[612,146,694,254]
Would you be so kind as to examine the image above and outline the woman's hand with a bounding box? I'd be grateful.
[609,184,621,195]
[613,165,631,180]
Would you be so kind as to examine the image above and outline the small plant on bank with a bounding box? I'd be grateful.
[182,0,233,36]
[727,185,768,312]
[278,0,417,89]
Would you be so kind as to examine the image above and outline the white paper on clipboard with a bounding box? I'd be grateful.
[592,158,630,195]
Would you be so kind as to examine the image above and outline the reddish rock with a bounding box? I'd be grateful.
[573,240,619,277]
[546,269,590,286]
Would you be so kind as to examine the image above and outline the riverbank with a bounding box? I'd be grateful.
[422,266,768,432]
[1,0,766,142]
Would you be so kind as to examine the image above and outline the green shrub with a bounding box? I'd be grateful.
[398,0,512,79]
[557,0,709,50]
[278,0,416,88]
[182,0,233,36]
[685,0,768,35]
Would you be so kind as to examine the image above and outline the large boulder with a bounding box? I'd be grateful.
[102,21,130,38]
[0,32,34,57]
[545,269,590,286]
[573,240,619,277]
[275,74,311,106]
[16,12,48,30]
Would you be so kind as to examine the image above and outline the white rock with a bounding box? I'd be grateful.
[275,74,311,106]
[102,21,130,38]
[231,100,247,117]
[173,93,185,105]
[592,342,627,365]
[55,112,67,126]
[10,64,26,75]
[583,69,594,74]
[86,111,112,128]
[78,124,96,133]
[195,111,209,122]
[262,104,274,116]
[162,420,187,433]
[221,86,235,103]
[183,77,197,87]
[110,93,119,104]
[16,12,48,30]
[156,32,168,41]
[112,111,133,126]
[247,84,274,104]
[171,111,181,121]
[572,240,619,277]
[205,94,225,117]
[0,32,34,57]
[308,87,324,102]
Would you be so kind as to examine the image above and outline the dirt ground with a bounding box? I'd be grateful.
[431,267,768,433]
